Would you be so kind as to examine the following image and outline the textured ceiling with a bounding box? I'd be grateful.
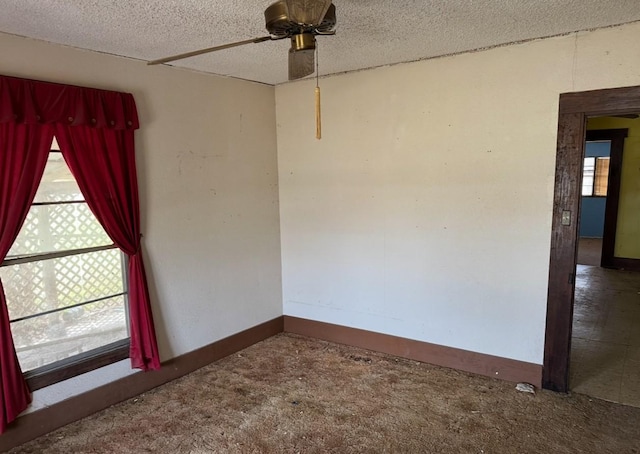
[2,1,640,85]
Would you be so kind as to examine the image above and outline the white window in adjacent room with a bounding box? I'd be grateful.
[0,138,129,381]
[581,156,610,197]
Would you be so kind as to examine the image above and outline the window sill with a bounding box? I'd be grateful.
[25,339,130,391]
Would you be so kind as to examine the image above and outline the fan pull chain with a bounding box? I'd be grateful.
[315,44,321,140]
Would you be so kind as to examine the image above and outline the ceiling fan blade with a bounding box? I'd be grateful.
[289,47,315,80]
[147,36,273,65]
[285,0,332,26]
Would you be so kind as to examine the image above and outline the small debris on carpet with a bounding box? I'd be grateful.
[516,383,536,394]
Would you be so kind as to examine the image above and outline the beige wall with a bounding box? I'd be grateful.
[276,22,640,365]
[1,32,282,411]
[587,117,640,259]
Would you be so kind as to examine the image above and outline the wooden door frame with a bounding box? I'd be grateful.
[543,85,640,392]
[584,128,628,269]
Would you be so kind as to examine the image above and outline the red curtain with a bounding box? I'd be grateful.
[0,75,159,433]
[0,122,54,433]
[0,76,139,129]
[55,125,160,371]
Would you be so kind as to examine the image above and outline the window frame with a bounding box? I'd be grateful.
[1,147,131,391]
[24,339,130,391]
[581,155,610,197]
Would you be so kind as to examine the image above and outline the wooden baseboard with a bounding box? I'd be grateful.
[0,316,284,452]
[606,257,640,272]
[284,316,542,388]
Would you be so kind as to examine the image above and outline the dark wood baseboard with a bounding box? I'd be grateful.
[606,257,640,272]
[0,316,284,452]
[284,316,542,388]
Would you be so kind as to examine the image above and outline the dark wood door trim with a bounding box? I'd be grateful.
[543,112,585,392]
[559,87,640,115]
[543,86,640,392]
[584,128,627,268]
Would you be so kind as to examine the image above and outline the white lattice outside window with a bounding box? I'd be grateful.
[0,139,129,375]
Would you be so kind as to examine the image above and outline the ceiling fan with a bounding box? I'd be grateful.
[147,0,337,81]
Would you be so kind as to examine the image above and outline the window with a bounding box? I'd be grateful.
[0,139,129,389]
[582,156,610,196]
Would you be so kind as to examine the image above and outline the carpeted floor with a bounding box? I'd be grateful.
[9,333,640,453]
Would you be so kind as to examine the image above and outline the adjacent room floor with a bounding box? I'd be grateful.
[571,238,640,406]
[576,237,603,267]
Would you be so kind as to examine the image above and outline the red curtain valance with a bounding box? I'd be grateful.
[0,75,139,130]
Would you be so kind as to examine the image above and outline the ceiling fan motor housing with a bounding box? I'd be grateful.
[265,0,336,38]
[263,0,337,80]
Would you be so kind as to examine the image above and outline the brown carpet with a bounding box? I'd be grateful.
[9,333,640,453]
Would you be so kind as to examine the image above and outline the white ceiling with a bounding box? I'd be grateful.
[2,1,640,85]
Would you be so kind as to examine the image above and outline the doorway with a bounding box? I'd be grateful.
[577,128,627,268]
[570,121,640,404]
[543,85,640,393]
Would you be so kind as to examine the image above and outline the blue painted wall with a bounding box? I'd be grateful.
[579,141,610,238]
